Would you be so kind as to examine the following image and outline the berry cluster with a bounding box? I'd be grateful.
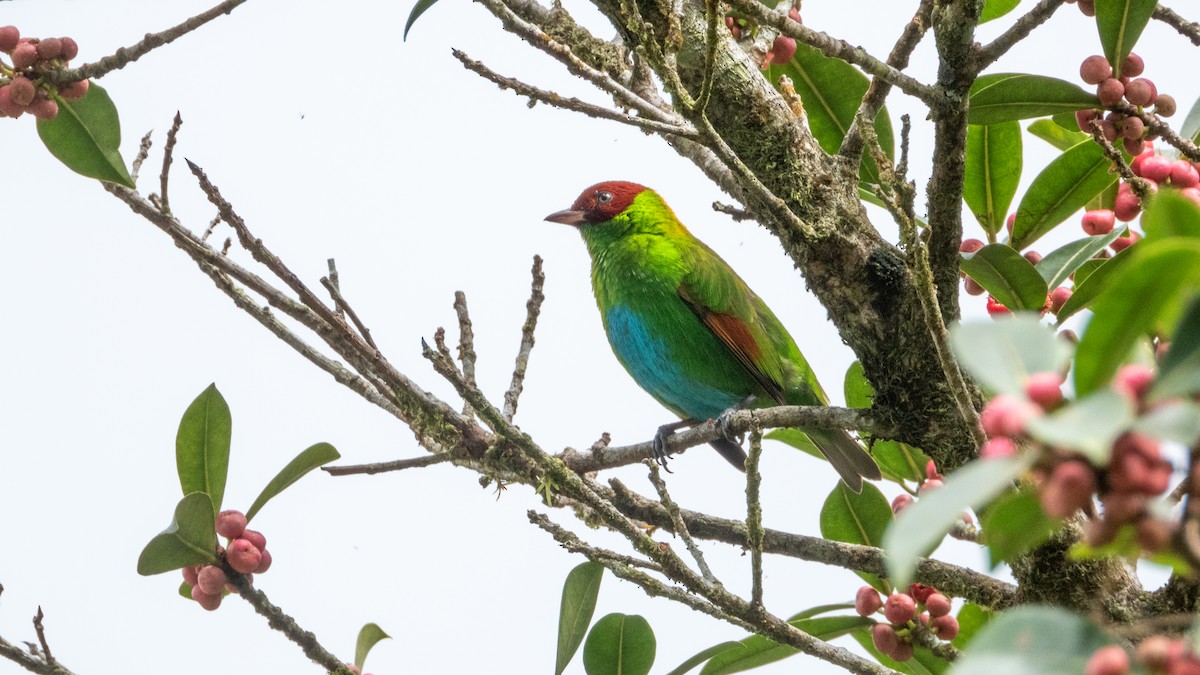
[857,584,959,662]
[1076,52,1174,157]
[724,6,800,67]
[182,509,273,611]
[0,26,88,121]
[1086,636,1200,675]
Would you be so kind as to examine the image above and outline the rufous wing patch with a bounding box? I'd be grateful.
[678,287,787,405]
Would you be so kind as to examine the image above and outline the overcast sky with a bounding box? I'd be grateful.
[0,1,1193,673]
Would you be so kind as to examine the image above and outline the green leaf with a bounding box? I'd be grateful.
[1094,0,1158,78]
[698,616,874,675]
[1181,95,1200,143]
[1054,242,1137,323]
[884,456,1029,587]
[1140,187,1200,240]
[765,428,822,461]
[968,74,1100,125]
[137,492,219,575]
[178,582,194,600]
[959,243,1048,310]
[176,384,232,513]
[36,83,135,188]
[556,562,604,675]
[1153,295,1200,400]
[403,0,440,40]
[950,606,1124,675]
[245,442,340,522]
[583,614,655,675]
[844,361,874,409]
[354,623,391,670]
[964,122,1023,236]
[981,488,1061,567]
[872,440,930,484]
[1074,239,1200,395]
[979,0,1021,23]
[1034,231,1123,291]
[1012,140,1120,249]
[1025,390,1134,463]
[665,643,744,675]
[952,603,994,651]
[820,481,892,548]
[850,630,944,675]
[768,44,894,185]
[1132,400,1200,447]
[949,316,1073,395]
[1026,119,1089,152]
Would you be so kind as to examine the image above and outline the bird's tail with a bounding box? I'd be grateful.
[710,439,748,471]
[806,428,881,493]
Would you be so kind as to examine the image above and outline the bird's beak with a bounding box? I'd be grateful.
[544,209,588,226]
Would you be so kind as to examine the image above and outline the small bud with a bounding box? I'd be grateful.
[8,76,35,106]
[227,538,263,574]
[855,586,883,616]
[925,460,941,481]
[980,394,1041,438]
[59,79,89,101]
[1084,645,1130,675]
[1040,460,1097,519]
[196,565,227,595]
[1048,287,1073,315]
[925,593,952,618]
[1113,364,1154,402]
[216,510,248,539]
[1006,213,1016,233]
[884,593,917,625]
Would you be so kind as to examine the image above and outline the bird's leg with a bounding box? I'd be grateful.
[715,395,757,445]
[654,418,700,472]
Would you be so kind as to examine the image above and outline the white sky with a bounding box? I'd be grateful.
[0,1,1192,673]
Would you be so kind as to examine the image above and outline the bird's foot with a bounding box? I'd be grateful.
[652,426,676,473]
[715,395,756,445]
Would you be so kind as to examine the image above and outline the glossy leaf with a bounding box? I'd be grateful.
[959,243,1048,310]
[176,384,232,512]
[37,83,135,188]
[844,361,874,409]
[403,0,440,40]
[1094,0,1158,77]
[950,316,1073,395]
[137,492,218,575]
[1140,187,1200,240]
[952,603,994,651]
[178,582,194,600]
[884,456,1028,587]
[1132,400,1200,447]
[698,616,873,674]
[1054,242,1137,322]
[355,623,391,670]
[1034,231,1123,291]
[1153,295,1200,400]
[1025,390,1134,463]
[872,440,930,484]
[968,74,1099,125]
[583,614,655,675]
[951,606,1123,675]
[979,0,1021,23]
[556,562,605,675]
[822,482,892,591]
[1182,95,1200,143]
[981,488,1060,567]
[964,122,1022,236]
[665,643,744,675]
[768,44,894,185]
[1074,239,1200,395]
[245,442,340,522]
[1012,140,1119,249]
[765,429,822,460]
[1026,119,1088,152]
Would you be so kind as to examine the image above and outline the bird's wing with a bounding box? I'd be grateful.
[677,241,788,405]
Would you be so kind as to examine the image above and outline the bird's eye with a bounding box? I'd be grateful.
[596,191,613,204]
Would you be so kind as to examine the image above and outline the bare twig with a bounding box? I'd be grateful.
[712,201,755,222]
[1153,4,1200,46]
[0,634,75,675]
[323,453,453,476]
[225,573,348,673]
[454,291,477,418]
[503,255,545,422]
[1086,118,1154,199]
[159,112,183,216]
[131,130,153,184]
[1114,103,1200,162]
[645,460,716,583]
[31,609,52,667]
[320,260,379,351]
[976,0,1067,69]
[746,425,765,607]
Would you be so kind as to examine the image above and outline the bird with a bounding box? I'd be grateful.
[545,180,880,492]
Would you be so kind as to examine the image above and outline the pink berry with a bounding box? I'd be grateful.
[986,296,1011,316]
[787,6,801,22]
[11,42,37,69]
[1076,109,1099,132]
[1121,53,1145,78]
[980,394,1041,438]
[1023,250,1043,265]
[770,35,796,64]
[919,478,943,495]
[1006,213,1016,233]
[216,510,248,539]
[0,86,23,118]
[1114,364,1154,402]
[35,37,61,60]
[1121,116,1145,140]
[871,623,899,654]
[1040,460,1097,519]
[1137,636,1172,670]
[1048,287,1073,314]
[345,666,362,675]
[1125,78,1157,107]
[0,26,18,53]
[1171,160,1200,188]
[26,96,57,121]
[1097,79,1125,106]
[925,460,941,481]
[925,593,952,618]
[196,565,227,595]
[191,584,223,611]
[7,77,34,106]
[1130,150,1153,175]
[1025,372,1065,409]
[1099,119,1119,142]
[930,614,959,640]
[889,642,914,662]
[1155,94,1177,117]
[855,586,883,616]
[1078,0,1095,16]
[1085,645,1130,675]
[227,538,263,574]
[59,37,78,61]
[59,78,89,101]
[960,238,984,254]
[980,437,1018,459]
[241,529,267,552]
[1110,230,1139,251]
[1080,55,1112,85]
[182,565,200,586]
[1182,187,1200,207]
[1140,155,1172,183]
[891,493,913,514]
[254,549,273,574]
[1122,137,1146,156]
[908,584,936,604]
[964,277,985,296]
[884,593,917,624]
[1113,187,1141,222]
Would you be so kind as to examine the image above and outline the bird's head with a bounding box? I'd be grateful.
[544,181,649,226]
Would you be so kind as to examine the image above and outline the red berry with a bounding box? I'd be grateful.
[980,437,1018,459]
[884,593,917,624]
[1121,116,1144,140]
[1122,137,1146,156]
[1113,188,1141,222]
[59,36,78,61]
[0,26,18,53]
[1076,109,1099,132]
[7,77,34,106]
[889,642,914,662]
[196,565,227,595]
[1125,78,1157,107]
[1023,250,1043,265]
[191,584,223,611]
[1138,155,1172,183]
[1171,160,1200,188]
[36,37,61,60]
[871,623,899,654]
[980,394,1041,438]
[0,86,26,118]
[986,296,1011,316]
[1097,79,1125,106]
[26,96,57,120]
[925,460,941,481]
[960,238,984,254]
[930,614,959,640]
[1155,94,1177,117]
[1080,55,1112,85]
[1084,645,1130,675]
[11,42,37,69]
[59,79,89,101]
[1078,0,1095,16]
[241,529,267,552]
[227,538,263,574]
[1025,372,1065,409]
[964,277,985,296]
[254,549,273,574]
[1121,53,1145,78]
[1006,213,1016,233]
[925,593,952,618]
[1048,287,1073,315]
[855,586,883,616]
[1137,635,1172,671]
[182,565,200,586]
[1110,230,1139,251]
[216,510,248,539]
[1040,460,1097,519]
[919,478,943,495]
[1130,149,1153,175]
[908,584,936,604]
[770,35,796,64]
[1113,364,1154,402]
[891,493,913,514]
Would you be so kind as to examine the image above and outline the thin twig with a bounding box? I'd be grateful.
[645,460,716,584]
[1114,102,1200,162]
[1086,118,1153,199]
[225,573,348,673]
[159,112,183,215]
[131,130,153,184]
[712,201,755,221]
[976,0,1067,69]
[31,609,52,667]
[746,425,765,608]
[503,255,545,422]
[1153,4,1200,46]
[0,634,75,675]
[454,291,477,418]
[323,453,453,476]
[320,261,379,351]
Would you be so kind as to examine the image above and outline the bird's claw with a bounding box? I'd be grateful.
[716,396,754,444]
[652,427,675,473]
